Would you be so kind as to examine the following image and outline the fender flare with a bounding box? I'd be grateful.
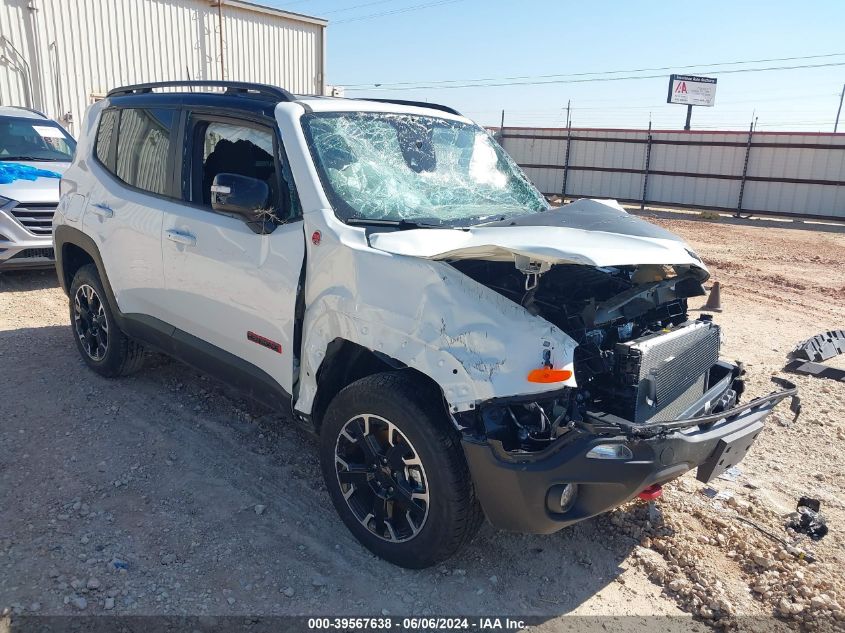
[54,224,124,323]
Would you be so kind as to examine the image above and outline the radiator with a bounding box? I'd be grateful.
[615,320,721,423]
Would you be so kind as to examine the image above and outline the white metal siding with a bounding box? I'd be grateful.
[500,128,845,220]
[0,0,325,135]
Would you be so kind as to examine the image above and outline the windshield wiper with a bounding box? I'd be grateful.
[346,217,450,230]
[0,156,67,162]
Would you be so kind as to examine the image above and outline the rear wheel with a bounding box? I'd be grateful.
[69,264,145,377]
[320,372,483,568]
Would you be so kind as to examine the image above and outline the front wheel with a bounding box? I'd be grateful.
[319,372,483,568]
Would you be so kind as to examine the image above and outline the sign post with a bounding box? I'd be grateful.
[667,74,717,130]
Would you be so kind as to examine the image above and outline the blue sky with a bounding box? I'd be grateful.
[267,0,845,131]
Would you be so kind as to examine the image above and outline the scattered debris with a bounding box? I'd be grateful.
[789,330,845,362]
[718,465,742,482]
[785,359,845,382]
[110,558,128,571]
[733,515,817,563]
[785,330,845,382]
[787,497,829,541]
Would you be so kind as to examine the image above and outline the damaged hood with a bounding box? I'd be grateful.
[368,199,707,272]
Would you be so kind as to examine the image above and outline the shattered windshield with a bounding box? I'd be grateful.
[302,112,548,226]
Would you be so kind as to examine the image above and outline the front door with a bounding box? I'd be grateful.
[159,113,305,399]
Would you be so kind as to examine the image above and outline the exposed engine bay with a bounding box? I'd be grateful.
[450,259,738,452]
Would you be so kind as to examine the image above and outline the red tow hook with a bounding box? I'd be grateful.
[638,484,663,501]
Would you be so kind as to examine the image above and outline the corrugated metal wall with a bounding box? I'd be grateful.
[0,0,325,135]
[500,127,845,220]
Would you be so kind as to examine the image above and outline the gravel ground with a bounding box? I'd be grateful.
[1,210,844,630]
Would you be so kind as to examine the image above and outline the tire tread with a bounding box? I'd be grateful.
[321,371,483,567]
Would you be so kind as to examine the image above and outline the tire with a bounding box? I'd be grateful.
[320,372,483,568]
[69,263,145,377]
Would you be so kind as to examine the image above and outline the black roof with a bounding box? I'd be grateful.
[107,92,280,118]
[104,80,463,117]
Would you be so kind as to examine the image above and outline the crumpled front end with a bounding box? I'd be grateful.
[460,369,798,533]
[296,239,579,416]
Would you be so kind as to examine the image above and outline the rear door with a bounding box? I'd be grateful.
[82,107,179,320]
[158,111,305,398]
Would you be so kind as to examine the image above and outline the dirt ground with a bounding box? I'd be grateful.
[1,210,844,631]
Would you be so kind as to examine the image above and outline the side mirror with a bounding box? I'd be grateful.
[210,173,271,224]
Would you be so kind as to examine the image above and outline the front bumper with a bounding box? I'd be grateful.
[462,368,799,534]
[0,207,54,269]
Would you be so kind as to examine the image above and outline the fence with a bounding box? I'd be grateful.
[498,127,845,221]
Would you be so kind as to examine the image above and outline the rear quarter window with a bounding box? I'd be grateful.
[112,108,175,196]
[95,109,118,169]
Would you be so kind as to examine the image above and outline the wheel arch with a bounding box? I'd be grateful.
[54,225,122,320]
[310,338,448,432]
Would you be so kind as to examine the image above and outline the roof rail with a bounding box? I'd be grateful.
[107,81,294,102]
[360,98,462,116]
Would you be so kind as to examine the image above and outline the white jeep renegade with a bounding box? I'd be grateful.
[54,81,797,568]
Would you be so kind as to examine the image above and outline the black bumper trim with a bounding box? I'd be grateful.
[588,376,800,437]
[463,377,797,534]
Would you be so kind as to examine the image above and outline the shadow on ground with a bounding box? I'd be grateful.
[0,323,641,621]
[0,268,59,293]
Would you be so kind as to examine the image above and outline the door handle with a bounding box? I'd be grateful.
[90,202,114,218]
[165,229,197,247]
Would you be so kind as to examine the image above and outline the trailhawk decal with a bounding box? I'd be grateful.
[247,331,282,354]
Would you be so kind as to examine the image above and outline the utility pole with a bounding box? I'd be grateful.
[500,109,505,134]
[216,1,226,80]
[835,83,844,133]
[561,100,572,203]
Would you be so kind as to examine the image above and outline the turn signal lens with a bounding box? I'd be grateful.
[527,368,572,383]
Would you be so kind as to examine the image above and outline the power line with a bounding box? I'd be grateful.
[321,0,394,15]
[342,52,845,89]
[332,0,464,24]
[345,61,845,91]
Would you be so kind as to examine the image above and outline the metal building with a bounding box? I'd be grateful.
[0,0,327,135]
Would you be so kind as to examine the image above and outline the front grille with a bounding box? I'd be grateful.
[9,203,57,236]
[11,247,55,260]
[615,320,721,423]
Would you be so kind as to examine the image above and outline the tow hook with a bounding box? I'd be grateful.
[639,485,664,524]
[638,484,663,500]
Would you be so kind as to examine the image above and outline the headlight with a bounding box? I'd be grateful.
[0,195,15,209]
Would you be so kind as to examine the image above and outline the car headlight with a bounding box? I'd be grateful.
[0,195,15,209]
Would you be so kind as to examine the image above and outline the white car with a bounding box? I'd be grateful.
[54,81,797,568]
[0,106,75,269]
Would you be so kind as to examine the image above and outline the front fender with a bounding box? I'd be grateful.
[295,253,577,415]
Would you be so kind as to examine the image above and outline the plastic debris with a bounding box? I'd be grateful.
[786,497,828,541]
[718,465,742,482]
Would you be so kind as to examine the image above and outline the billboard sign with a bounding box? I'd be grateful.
[667,74,717,107]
